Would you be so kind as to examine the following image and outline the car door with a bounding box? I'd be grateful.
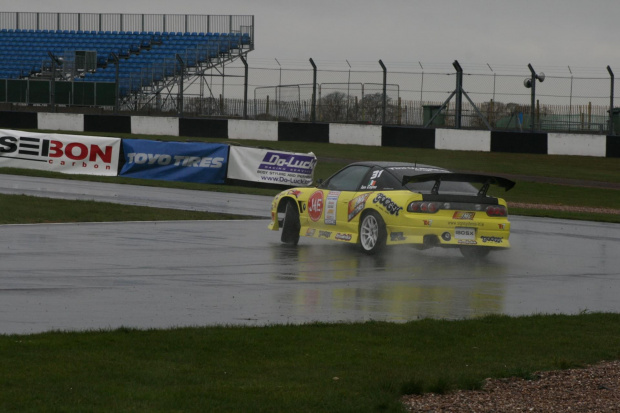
[309,165,372,235]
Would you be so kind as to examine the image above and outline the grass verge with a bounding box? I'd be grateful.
[3,130,620,223]
[0,194,251,225]
[1,313,619,412]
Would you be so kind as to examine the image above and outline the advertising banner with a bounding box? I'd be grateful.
[228,146,316,186]
[120,139,229,184]
[0,129,121,176]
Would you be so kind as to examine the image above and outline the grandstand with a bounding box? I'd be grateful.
[0,12,254,111]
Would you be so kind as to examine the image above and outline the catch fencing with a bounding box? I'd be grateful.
[167,61,618,135]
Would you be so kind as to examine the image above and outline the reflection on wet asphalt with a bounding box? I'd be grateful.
[1,216,619,334]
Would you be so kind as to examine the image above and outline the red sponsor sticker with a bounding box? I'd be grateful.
[308,190,324,222]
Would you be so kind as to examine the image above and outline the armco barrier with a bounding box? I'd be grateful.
[381,126,435,149]
[490,131,548,154]
[85,114,131,133]
[608,136,620,157]
[0,110,618,157]
[278,122,329,143]
[179,118,227,138]
[0,111,37,129]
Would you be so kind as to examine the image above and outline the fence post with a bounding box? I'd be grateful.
[176,54,185,117]
[453,60,463,129]
[240,55,248,119]
[112,53,119,113]
[608,66,615,135]
[379,60,387,125]
[47,52,56,110]
[309,58,317,122]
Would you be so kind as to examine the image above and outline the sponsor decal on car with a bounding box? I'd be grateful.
[308,190,324,222]
[458,240,478,245]
[335,233,353,241]
[453,211,475,220]
[373,193,403,216]
[448,221,485,227]
[390,232,406,241]
[498,223,506,230]
[318,230,332,239]
[324,191,340,225]
[306,228,316,237]
[360,183,377,190]
[423,219,433,226]
[348,193,371,221]
[361,169,382,190]
[481,236,503,244]
[287,189,302,198]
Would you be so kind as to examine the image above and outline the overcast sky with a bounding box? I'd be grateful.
[7,0,620,75]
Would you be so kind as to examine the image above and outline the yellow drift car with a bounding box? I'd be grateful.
[269,162,515,258]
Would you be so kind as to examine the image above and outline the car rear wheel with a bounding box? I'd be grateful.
[359,211,386,255]
[281,201,300,245]
[459,246,491,259]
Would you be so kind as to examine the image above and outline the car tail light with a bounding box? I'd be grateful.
[407,201,441,214]
[486,205,507,217]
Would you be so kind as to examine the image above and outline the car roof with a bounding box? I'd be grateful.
[348,161,449,173]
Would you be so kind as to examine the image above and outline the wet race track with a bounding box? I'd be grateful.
[1,175,619,335]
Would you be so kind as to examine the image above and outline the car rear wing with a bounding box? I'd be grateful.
[401,173,516,197]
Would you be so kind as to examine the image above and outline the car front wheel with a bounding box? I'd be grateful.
[359,210,386,255]
[280,201,300,245]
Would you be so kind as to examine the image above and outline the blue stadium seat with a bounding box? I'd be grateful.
[0,24,252,95]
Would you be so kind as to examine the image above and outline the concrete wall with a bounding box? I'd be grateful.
[1,110,618,158]
[329,123,381,146]
[131,116,179,136]
[548,133,606,157]
[37,112,84,132]
[436,129,490,152]
[228,119,278,141]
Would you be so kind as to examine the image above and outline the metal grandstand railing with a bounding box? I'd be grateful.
[0,12,254,39]
[0,12,254,111]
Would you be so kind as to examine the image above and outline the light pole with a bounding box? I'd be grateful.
[524,63,545,131]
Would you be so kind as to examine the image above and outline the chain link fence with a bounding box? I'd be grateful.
[161,60,617,134]
[2,57,617,134]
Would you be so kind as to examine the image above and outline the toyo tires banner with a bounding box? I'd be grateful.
[119,139,229,184]
[227,146,316,186]
[0,129,121,176]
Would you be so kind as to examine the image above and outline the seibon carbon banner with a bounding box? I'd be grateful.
[0,129,121,176]
[228,146,316,186]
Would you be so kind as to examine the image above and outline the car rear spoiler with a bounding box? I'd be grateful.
[402,173,516,197]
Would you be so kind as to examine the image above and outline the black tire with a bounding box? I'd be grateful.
[459,246,491,259]
[358,210,387,255]
[280,201,300,246]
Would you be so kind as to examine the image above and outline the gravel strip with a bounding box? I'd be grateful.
[403,360,620,412]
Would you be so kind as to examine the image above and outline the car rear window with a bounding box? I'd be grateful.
[386,166,478,195]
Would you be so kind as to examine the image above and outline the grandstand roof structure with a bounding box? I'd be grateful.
[0,12,254,111]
